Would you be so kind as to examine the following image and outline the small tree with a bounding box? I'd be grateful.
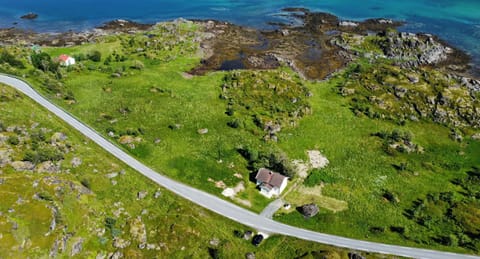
[0,50,25,68]
[88,50,102,62]
[31,52,52,72]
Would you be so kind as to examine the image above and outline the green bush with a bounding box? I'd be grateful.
[23,148,64,163]
[0,50,25,68]
[7,136,19,145]
[88,51,102,62]
[31,52,58,73]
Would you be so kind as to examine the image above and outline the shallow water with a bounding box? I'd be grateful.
[0,0,479,69]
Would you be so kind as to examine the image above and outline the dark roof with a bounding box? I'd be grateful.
[270,173,286,188]
[255,168,273,183]
[255,168,287,188]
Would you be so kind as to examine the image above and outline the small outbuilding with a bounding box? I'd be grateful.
[255,168,288,198]
[58,54,75,66]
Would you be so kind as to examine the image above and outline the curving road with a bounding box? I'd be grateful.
[1,74,478,259]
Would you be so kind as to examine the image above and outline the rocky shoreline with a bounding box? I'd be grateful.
[0,19,154,47]
[0,9,477,82]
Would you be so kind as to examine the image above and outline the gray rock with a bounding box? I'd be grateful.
[71,238,84,256]
[113,238,130,249]
[197,128,209,135]
[146,244,156,250]
[243,230,253,240]
[339,21,358,27]
[106,172,118,179]
[16,196,24,205]
[48,206,59,233]
[109,251,123,259]
[209,238,220,247]
[50,239,60,258]
[96,251,107,259]
[137,191,148,199]
[71,157,82,168]
[10,161,35,171]
[407,74,419,83]
[154,191,161,199]
[51,132,67,143]
[300,203,319,218]
[36,161,61,173]
[245,252,256,259]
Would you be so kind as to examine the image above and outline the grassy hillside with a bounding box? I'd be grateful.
[0,19,479,254]
[0,82,395,258]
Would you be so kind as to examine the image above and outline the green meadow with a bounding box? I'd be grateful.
[1,20,479,254]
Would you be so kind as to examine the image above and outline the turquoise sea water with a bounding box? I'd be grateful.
[0,0,479,70]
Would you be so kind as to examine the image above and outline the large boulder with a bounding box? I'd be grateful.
[130,216,147,245]
[300,203,319,218]
[11,161,35,171]
[36,161,61,173]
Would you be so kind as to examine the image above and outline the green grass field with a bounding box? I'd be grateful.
[0,82,396,258]
[1,20,479,254]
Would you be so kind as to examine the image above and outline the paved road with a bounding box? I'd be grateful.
[1,74,478,259]
[260,199,284,219]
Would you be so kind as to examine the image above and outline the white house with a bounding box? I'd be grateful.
[255,168,288,198]
[58,54,75,66]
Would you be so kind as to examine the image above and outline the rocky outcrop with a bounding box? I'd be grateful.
[21,13,38,20]
[96,19,153,32]
[300,203,319,218]
[11,161,35,171]
[129,216,147,245]
[71,238,84,256]
[381,32,452,67]
[113,238,131,249]
[341,63,480,129]
[333,31,464,69]
[36,161,61,173]
[0,149,12,167]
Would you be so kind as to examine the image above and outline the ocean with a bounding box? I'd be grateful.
[0,0,479,69]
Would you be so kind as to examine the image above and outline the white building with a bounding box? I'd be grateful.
[255,168,288,198]
[58,54,75,66]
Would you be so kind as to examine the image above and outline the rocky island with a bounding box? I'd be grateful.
[20,13,38,20]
